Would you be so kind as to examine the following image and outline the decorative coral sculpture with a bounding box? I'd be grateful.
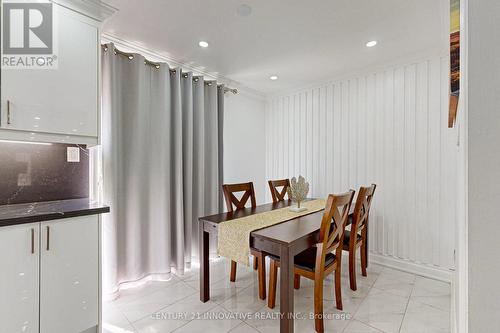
[287,175,309,212]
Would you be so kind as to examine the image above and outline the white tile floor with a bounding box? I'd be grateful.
[103,257,451,333]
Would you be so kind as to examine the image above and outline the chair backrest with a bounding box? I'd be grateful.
[316,191,355,266]
[222,182,257,212]
[268,179,290,203]
[350,184,377,240]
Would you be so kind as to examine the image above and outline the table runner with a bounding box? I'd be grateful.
[217,199,326,265]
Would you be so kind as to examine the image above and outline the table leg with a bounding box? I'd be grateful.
[365,221,369,267]
[279,245,294,333]
[199,221,210,302]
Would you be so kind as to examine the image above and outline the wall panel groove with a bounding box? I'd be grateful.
[265,55,456,271]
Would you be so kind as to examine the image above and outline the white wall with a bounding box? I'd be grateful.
[224,92,267,204]
[467,0,500,331]
[266,54,458,278]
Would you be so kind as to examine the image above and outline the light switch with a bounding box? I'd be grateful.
[67,147,80,163]
[17,173,31,186]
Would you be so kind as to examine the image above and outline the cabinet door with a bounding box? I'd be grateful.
[1,4,98,137]
[0,223,40,333]
[40,216,99,333]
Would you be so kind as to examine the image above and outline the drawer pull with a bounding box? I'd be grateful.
[31,228,35,254]
[46,226,50,251]
[7,100,11,125]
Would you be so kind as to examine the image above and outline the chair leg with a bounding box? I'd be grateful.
[294,274,301,290]
[253,255,258,270]
[349,249,357,291]
[334,267,343,311]
[360,242,368,277]
[268,260,278,309]
[258,253,267,300]
[230,260,237,282]
[313,279,324,333]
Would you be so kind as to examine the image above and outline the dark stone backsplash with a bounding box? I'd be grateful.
[0,141,89,205]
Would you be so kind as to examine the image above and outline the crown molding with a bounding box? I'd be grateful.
[267,47,446,101]
[51,0,118,22]
[101,33,266,102]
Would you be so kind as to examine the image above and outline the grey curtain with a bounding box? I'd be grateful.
[101,43,223,296]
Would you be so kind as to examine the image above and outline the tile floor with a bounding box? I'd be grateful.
[103,257,451,333]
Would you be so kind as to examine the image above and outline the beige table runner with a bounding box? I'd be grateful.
[217,199,326,266]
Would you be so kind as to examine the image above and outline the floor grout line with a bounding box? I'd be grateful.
[124,281,199,325]
[397,275,415,333]
[348,266,385,320]
[103,262,451,333]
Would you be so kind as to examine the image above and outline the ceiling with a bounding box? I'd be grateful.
[103,0,447,95]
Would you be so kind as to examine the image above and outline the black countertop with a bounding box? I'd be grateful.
[0,198,110,227]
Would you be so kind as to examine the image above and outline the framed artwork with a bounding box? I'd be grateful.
[449,0,460,128]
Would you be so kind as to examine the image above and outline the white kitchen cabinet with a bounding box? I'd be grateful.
[40,216,99,333]
[0,4,98,138]
[0,223,40,333]
[0,215,100,333]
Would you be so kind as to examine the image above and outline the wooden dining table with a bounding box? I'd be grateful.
[198,199,366,333]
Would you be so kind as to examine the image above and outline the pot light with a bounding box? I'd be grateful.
[366,40,377,48]
[237,4,252,17]
[270,75,278,80]
[198,41,209,48]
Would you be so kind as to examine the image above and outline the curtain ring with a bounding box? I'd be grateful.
[145,59,161,69]
[182,73,189,78]
[193,77,199,83]
[170,69,177,75]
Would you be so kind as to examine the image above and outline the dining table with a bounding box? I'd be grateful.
[198,198,366,333]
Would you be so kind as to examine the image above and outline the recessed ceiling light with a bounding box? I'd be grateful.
[270,75,278,80]
[199,41,209,48]
[366,40,377,48]
[237,4,252,17]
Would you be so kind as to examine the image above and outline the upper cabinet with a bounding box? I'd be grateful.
[1,6,98,137]
[0,0,117,145]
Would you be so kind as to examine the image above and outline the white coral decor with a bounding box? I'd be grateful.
[287,176,309,212]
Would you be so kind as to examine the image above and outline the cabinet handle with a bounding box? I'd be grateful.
[7,100,11,125]
[31,228,35,254]
[46,226,50,251]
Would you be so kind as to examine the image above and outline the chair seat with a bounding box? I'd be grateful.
[268,247,336,272]
[250,247,261,254]
[343,230,362,245]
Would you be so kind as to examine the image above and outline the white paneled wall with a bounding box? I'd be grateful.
[266,55,457,273]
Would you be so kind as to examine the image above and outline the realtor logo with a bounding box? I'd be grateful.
[1,1,57,69]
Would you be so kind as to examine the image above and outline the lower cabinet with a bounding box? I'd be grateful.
[0,223,40,333]
[0,216,99,333]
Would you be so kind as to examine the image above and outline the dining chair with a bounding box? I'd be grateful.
[268,178,291,202]
[267,190,355,333]
[343,184,377,291]
[222,182,267,299]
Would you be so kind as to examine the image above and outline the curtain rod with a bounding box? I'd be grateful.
[101,44,238,94]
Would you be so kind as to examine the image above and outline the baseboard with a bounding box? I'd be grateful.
[370,253,453,283]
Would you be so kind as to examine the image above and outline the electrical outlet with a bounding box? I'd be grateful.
[67,147,80,163]
[17,173,31,186]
